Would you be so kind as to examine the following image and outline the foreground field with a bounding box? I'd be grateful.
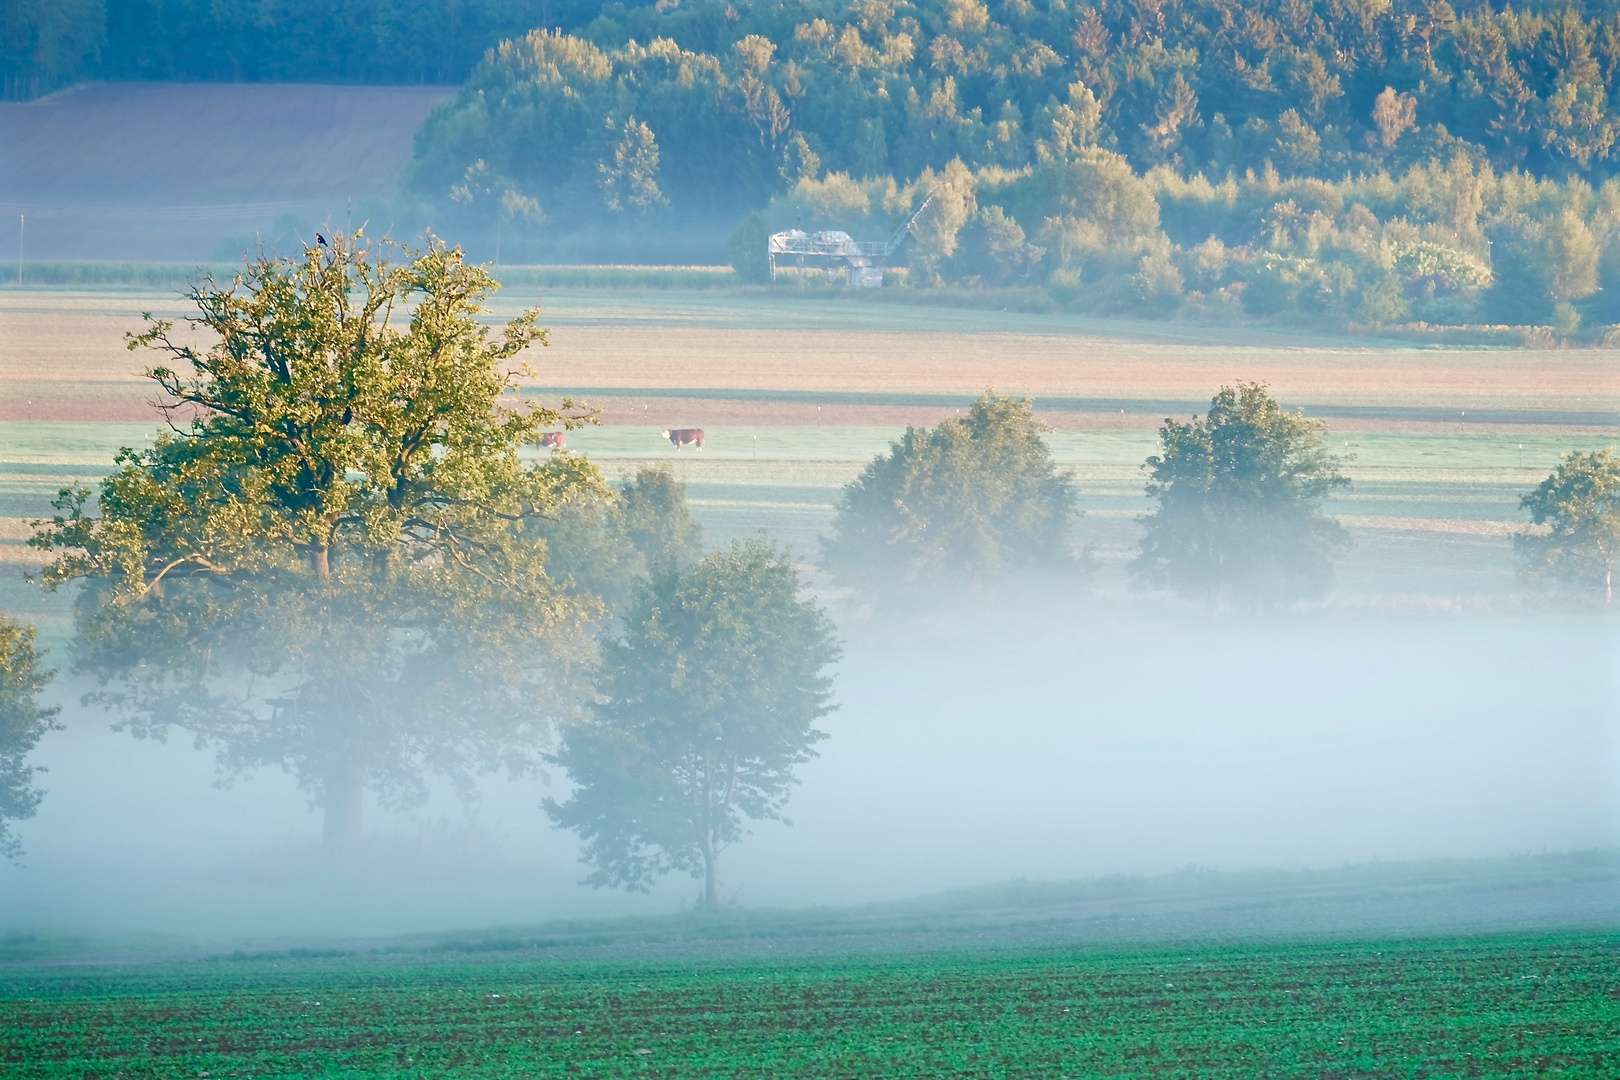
[2,931,1616,1078]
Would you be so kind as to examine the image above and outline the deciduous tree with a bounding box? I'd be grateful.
[822,391,1077,593]
[0,615,59,861]
[1517,447,1620,602]
[544,539,839,909]
[31,234,605,843]
[533,464,706,614]
[1134,383,1351,603]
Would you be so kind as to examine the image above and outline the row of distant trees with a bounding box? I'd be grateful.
[731,157,1620,336]
[400,0,1620,332]
[1,238,1616,901]
[414,0,1620,208]
[823,385,1620,606]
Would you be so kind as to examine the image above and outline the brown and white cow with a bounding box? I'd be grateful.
[662,427,705,450]
[536,431,566,451]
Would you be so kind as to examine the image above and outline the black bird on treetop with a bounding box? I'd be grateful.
[316,233,327,247]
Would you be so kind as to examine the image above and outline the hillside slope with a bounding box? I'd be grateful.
[0,83,451,261]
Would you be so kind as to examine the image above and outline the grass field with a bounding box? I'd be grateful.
[2,930,1616,1078]
[4,285,1617,639]
[2,286,1616,1074]
[0,419,1590,634]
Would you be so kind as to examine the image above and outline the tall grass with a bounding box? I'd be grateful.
[2,262,238,288]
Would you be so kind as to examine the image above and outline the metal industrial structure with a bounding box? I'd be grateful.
[767,193,934,287]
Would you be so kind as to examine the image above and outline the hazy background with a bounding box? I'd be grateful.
[1,3,1616,949]
[2,603,1614,943]
[0,84,449,262]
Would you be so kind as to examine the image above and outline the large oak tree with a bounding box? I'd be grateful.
[32,235,607,842]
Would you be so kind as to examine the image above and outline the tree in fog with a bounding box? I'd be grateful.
[31,235,608,843]
[1517,448,1620,602]
[533,464,705,614]
[1134,383,1350,603]
[620,465,705,567]
[822,392,1077,593]
[545,539,839,909]
[0,615,60,861]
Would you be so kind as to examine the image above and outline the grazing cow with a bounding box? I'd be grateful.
[662,427,705,450]
[536,431,566,451]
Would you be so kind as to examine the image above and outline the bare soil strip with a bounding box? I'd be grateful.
[530,386,1620,428]
[7,293,1618,429]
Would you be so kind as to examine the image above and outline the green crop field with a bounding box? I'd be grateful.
[0,420,1584,552]
[3,284,1617,636]
[2,932,1616,1078]
[0,417,1605,646]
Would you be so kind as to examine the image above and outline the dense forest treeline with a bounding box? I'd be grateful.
[409,0,1620,204]
[12,0,1620,329]
[402,0,1620,330]
[735,156,1620,332]
[1,0,609,97]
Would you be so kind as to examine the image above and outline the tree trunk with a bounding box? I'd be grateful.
[310,546,331,583]
[323,761,365,844]
[701,830,720,910]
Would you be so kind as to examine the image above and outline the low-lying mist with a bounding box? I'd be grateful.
[2,601,1613,947]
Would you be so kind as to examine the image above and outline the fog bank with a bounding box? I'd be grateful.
[1,607,1614,945]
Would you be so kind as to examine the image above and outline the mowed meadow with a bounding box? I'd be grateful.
[4,284,1617,642]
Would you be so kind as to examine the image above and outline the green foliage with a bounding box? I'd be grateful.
[727,213,773,284]
[408,30,783,232]
[823,392,1077,593]
[450,160,545,265]
[0,614,59,862]
[415,0,1620,202]
[619,465,704,571]
[1,934,1615,1077]
[531,463,705,614]
[63,0,606,91]
[1135,383,1351,604]
[388,0,1620,328]
[1517,447,1620,602]
[28,234,608,841]
[0,0,103,99]
[544,539,839,908]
